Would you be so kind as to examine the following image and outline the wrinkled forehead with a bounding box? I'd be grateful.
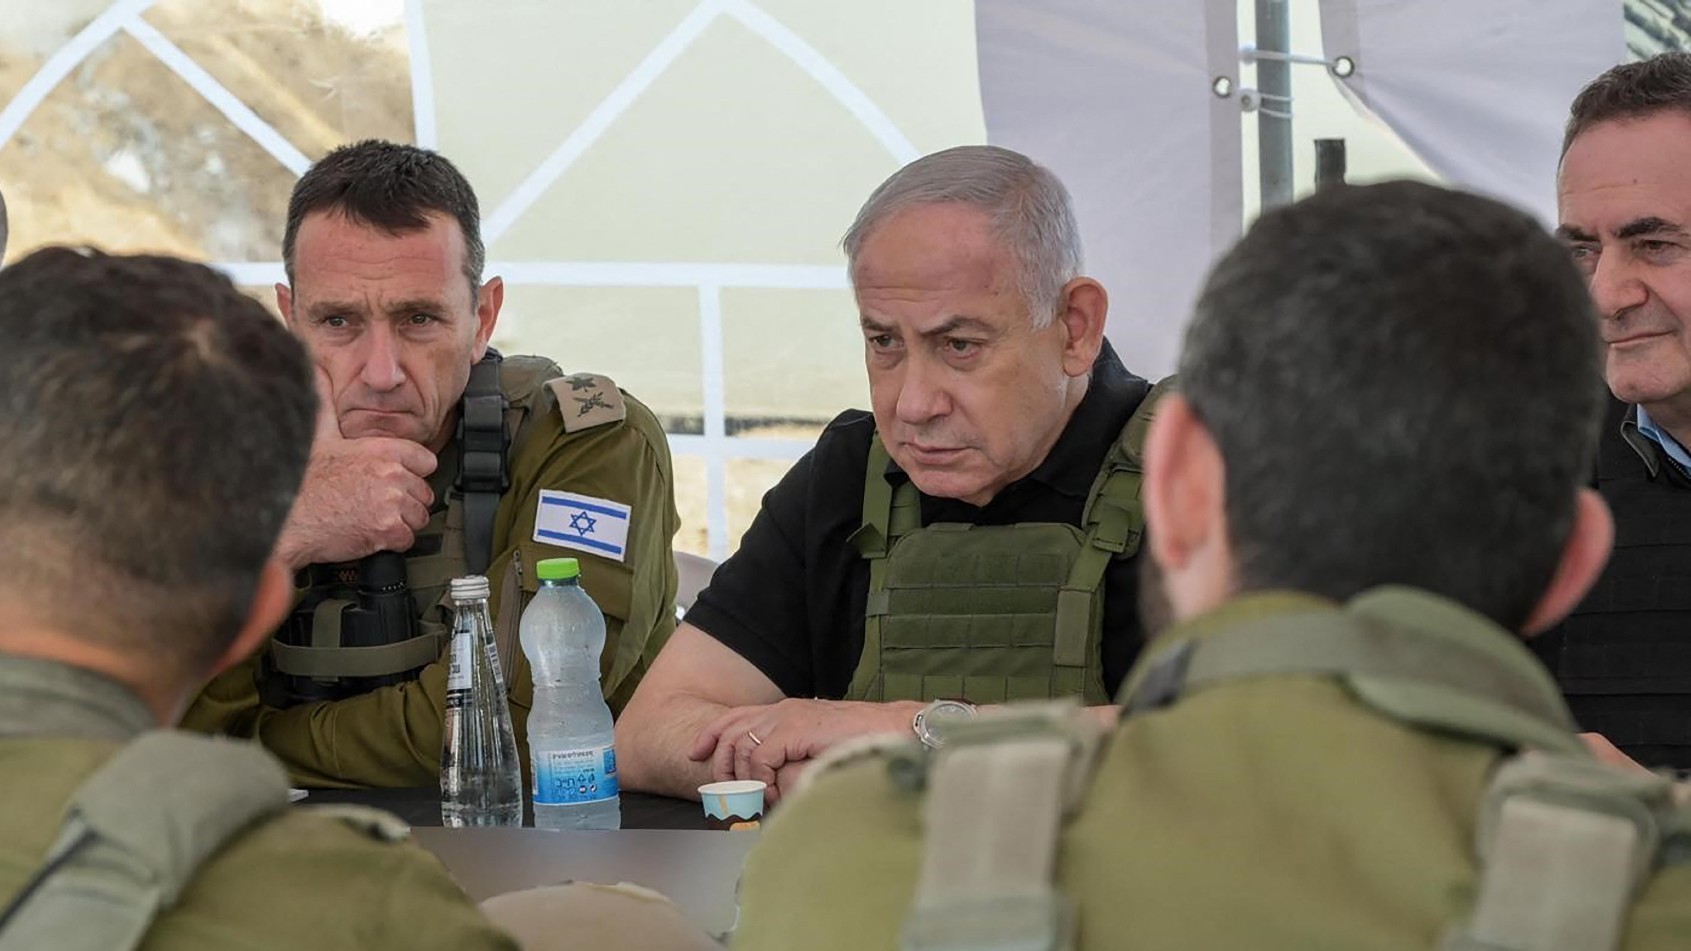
[291,210,474,304]
[1560,114,1691,229]
[851,204,1016,290]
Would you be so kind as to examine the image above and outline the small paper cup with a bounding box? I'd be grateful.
[698,780,766,830]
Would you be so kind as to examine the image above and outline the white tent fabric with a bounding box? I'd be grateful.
[976,0,1242,377]
[1320,0,1626,224]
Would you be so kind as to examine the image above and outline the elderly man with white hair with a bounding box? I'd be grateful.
[616,145,1162,802]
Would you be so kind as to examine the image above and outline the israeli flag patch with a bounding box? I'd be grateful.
[534,490,632,563]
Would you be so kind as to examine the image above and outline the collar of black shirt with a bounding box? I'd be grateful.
[885,339,1151,520]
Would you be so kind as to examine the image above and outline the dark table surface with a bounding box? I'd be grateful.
[298,787,710,830]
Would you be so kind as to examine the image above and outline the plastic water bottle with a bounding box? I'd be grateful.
[523,557,621,830]
[440,575,523,827]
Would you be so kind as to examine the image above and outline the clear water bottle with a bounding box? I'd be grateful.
[523,557,621,830]
[440,575,523,827]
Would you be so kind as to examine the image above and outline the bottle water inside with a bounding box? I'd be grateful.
[523,557,621,830]
[440,574,523,827]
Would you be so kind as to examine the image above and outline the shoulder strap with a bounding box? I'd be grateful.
[853,434,922,558]
[0,732,289,951]
[1442,751,1684,951]
[458,349,510,576]
[1051,378,1174,689]
[1120,609,1585,756]
[1071,375,1172,563]
[846,433,922,700]
[901,702,1105,951]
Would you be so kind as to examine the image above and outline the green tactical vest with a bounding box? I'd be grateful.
[876,589,1691,951]
[844,380,1173,706]
[264,355,562,700]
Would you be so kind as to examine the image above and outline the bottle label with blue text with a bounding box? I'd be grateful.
[534,744,619,805]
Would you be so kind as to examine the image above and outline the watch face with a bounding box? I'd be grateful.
[920,699,977,749]
[927,699,974,723]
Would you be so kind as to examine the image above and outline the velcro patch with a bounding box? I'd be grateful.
[535,490,632,563]
[546,373,626,432]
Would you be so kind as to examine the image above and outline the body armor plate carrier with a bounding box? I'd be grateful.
[843,380,1171,706]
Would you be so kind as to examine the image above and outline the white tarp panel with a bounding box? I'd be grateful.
[1319,0,1625,223]
[976,0,1241,378]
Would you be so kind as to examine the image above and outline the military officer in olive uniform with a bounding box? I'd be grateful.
[618,145,1162,802]
[182,140,680,788]
[734,183,1691,949]
[0,249,514,950]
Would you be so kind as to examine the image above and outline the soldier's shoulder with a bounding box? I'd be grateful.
[499,351,662,439]
[502,354,622,429]
[218,803,415,863]
[543,371,628,433]
[528,369,667,448]
[164,806,513,950]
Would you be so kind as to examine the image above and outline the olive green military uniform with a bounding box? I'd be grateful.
[0,655,516,951]
[182,358,680,788]
[734,589,1691,950]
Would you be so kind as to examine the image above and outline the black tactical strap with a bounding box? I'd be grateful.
[458,350,509,575]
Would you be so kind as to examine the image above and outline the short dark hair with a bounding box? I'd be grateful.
[282,139,485,293]
[1180,181,1604,630]
[1564,52,1691,154]
[0,249,316,673]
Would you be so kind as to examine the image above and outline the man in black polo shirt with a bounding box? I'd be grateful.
[1539,53,1691,771]
[617,145,1156,801]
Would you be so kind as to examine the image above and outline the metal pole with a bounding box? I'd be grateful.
[1314,138,1347,191]
[1256,0,1293,208]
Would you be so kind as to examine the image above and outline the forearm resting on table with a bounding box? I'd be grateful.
[258,669,448,789]
[615,690,728,799]
[613,622,785,798]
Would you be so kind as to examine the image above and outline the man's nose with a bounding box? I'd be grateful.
[1590,251,1650,321]
[894,353,950,425]
[359,324,406,392]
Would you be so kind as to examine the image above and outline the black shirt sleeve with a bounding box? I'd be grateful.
[684,411,877,698]
[683,449,822,697]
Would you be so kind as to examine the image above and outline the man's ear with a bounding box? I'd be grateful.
[1054,277,1108,378]
[1142,392,1234,622]
[1143,393,1224,573]
[471,276,504,363]
[276,283,295,327]
[1522,488,1614,636]
[210,558,293,677]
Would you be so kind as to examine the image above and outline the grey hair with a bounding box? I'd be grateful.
[842,145,1084,327]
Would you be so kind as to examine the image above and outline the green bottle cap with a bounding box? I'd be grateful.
[535,557,580,581]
